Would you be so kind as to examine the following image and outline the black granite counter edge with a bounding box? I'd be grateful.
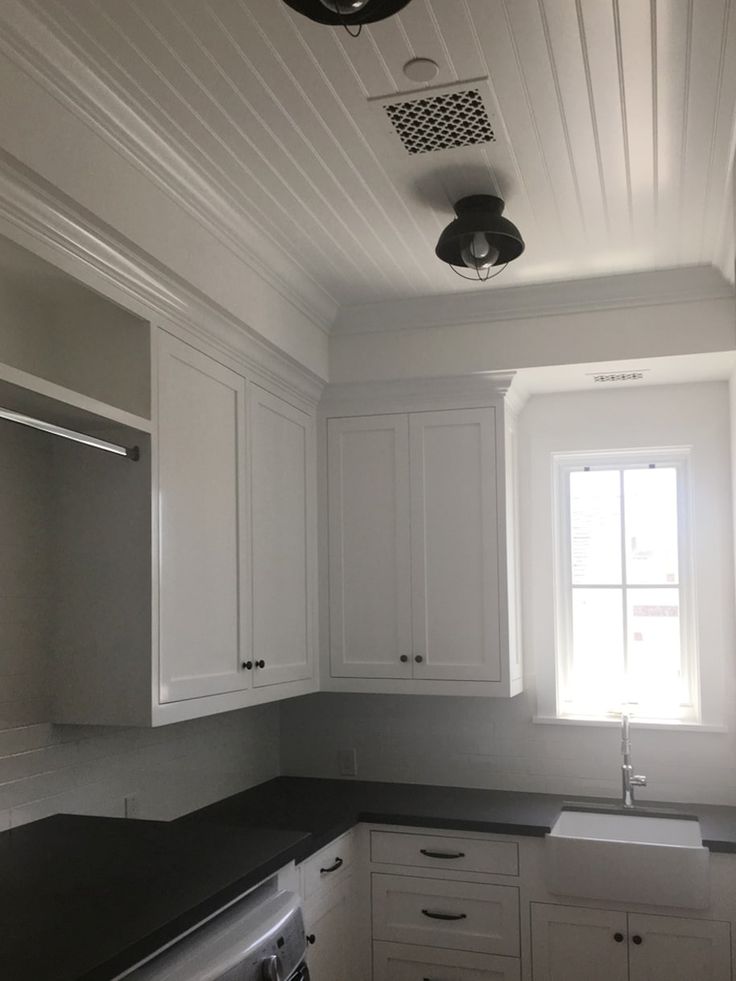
[77,834,310,981]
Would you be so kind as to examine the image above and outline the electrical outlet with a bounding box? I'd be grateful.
[124,794,140,819]
[338,748,358,777]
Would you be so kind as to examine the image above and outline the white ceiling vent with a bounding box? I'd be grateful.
[593,371,645,384]
[369,79,497,156]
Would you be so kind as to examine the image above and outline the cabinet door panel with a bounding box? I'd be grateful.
[328,415,412,679]
[157,332,248,702]
[628,913,731,981]
[373,941,520,981]
[410,409,501,681]
[531,903,628,981]
[250,385,313,688]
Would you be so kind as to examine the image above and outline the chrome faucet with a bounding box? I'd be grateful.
[621,714,647,808]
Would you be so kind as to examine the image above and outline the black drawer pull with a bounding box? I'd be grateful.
[421,908,467,921]
[319,857,343,874]
[420,848,465,860]
[632,935,643,945]
[614,932,624,943]
[306,933,316,945]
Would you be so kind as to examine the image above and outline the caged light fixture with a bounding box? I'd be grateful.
[435,195,525,282]
[282,0,413,36]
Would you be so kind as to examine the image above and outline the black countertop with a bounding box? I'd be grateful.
[6,777,736,981]
[177,776,736,855]
[0,813,308,981]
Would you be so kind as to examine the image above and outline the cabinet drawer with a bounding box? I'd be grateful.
[371,830,518,876]
[373,942,521,981]
[300,830,354,900]
[372,873,519,956]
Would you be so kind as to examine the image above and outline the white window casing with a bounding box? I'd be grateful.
[552,447,699,724]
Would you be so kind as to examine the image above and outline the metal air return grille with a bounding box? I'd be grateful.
[383,87,495,155]
[593,372,644,383]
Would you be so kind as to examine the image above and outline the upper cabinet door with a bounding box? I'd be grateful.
[250,385,314,688]
[157,332,249,702]
[410,409,501,682]
[328,415,412,679]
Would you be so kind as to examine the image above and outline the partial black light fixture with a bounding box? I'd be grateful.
[282,0,413,36]
[436,195,525,282]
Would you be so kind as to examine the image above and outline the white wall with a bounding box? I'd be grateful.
[281,381,736,805]
[330,298,736,383]
[525,382,734,729]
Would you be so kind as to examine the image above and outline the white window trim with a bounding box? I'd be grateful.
[552,446,700,724]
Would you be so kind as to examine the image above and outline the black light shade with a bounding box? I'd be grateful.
[436,195,525,280]
[282,0,413,26]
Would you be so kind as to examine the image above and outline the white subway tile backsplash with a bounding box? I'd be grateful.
[280,691,736,805]
[0,704,280,829]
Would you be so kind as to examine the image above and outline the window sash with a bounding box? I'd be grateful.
[553,448,698,722]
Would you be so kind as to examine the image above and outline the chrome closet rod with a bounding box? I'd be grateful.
[0,406,140,460]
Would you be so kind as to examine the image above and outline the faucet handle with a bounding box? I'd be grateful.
[631,774,647,787]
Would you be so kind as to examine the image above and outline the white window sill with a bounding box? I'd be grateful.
[533,715,727,733]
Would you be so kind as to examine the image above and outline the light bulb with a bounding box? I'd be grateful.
[319,0,371,12]
[460,232,499,271]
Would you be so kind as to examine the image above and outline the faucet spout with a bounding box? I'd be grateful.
[620,714,646,808]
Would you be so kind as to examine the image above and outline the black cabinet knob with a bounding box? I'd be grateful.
[241,661,253,670]
[414,654,424,663]
[255,659,266,669]
[632,935,643,945]
[306,933,316,945]
[400,655,409,663]
[614,933,624,943]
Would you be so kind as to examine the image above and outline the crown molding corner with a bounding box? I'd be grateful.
[0,0,338,336]
[0,151,326,405]
[333,264,735,337]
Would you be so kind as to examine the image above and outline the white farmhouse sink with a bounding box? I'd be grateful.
[545,809,709,909]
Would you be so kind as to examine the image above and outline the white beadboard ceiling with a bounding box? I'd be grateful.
[13,0,736,314]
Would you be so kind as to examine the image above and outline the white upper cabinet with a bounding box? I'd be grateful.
[47,322,318,727]
[250,384,314,688]
[410,409,500,682]
[328,415,412,680]
[324,384,521,697]
[157,332,249,703]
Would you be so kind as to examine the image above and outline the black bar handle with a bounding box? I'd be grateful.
[421,908,467,921]
[319,857,343,874]
[420,848,465,860]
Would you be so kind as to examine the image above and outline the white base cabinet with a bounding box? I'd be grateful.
[373,941,521,981]
[299,830,364,981]
[531,902,731,981]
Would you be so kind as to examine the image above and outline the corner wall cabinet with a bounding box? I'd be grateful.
[324,380,522,697]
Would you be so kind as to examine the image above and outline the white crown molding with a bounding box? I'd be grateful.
[0,150,325,405]
[320,371,517,417]
[0,0,338,335]
[334,264,735,336]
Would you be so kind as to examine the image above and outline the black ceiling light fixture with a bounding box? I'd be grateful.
[282,0,414,37]
[436,195,525,282]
